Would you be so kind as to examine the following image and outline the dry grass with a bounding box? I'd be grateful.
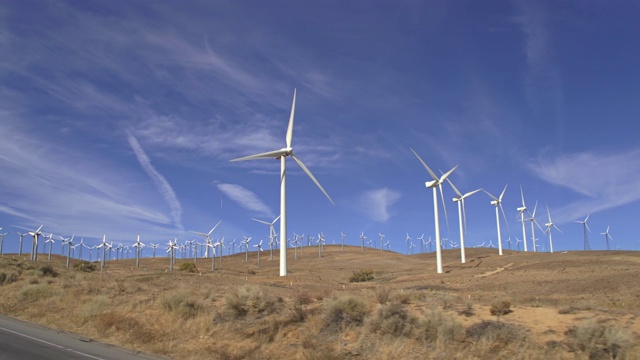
[0,249,639,359]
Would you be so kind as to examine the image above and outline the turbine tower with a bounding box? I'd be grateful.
[544,205,562,253]
[526,201,544,252]
[447,179,481,263]
[252,215,280,261]
[231,89,334,276]
[600,226,613,251]
[484,185,508,256]
[574,214,591,251]
[410,148,457,274]
[190,221,222,258]
[517,186,529,252]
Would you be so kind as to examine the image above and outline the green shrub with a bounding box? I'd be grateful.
[415,308,464,344]
[323,295,368,330]
[466,320,528,348]
[178,262,197,273]
[73,261,96,272]
[565,319,633,359]
[349,268,374,282]
[225,285,279,318]
[82,295,110,319]
[159,290,204,319]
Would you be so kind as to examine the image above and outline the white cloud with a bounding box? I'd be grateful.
[217,183,274,219]
[528,148,640,223]
[127,132,184,230]
[355,188,401,223]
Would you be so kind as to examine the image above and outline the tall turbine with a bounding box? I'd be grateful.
[544,205,562,253]
[575,214,591,251]
[447,179,481,263]
[190,221,222,258]
[252,215,280,261]
[526,201,544,252]
[600,226,613,251]
[516,186,529,252]
[410,148,457,274]
[232,89,334,276]
[484,185,509,256]
[28,225,43,262]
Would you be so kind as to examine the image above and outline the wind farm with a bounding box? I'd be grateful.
[3,1,640,359]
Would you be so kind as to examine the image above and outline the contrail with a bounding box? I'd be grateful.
[127,132,183,230]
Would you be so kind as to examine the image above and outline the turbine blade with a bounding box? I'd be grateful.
[499,203,510,233]
[286,89,296,148]
[251,218,271,225]
[499,184,508,202]
[409,148,438,181]
[520,185,526,207]
[483,189,498,201]
[210,220,222,235]
[446,178,463,197]
[439,165,458,184]
[291,154,335,205]
[439,184,450,231]
[271,215,281,224]
[463,188,482,198]
[546,204,552,223]
[230,149,288,162]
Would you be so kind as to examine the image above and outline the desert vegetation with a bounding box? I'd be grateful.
[1,247,639,359]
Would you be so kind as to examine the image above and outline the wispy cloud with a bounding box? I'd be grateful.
[355,188,401,223]
[127,132,183,230]
[217,183,274,219]
[528,148,640,223]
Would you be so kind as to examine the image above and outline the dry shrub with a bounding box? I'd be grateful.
[159,290,205,319]
[368,302,415,337]
[179,262,197,273]
[323,294,368,330]
[466,320,529,351]
[82,295,110,319]
[349,268,374,282]
[37,264,58,277]
[458,302,475,317]
[565,319,633,359]
[1,271,19,285]
[392,291,412,304]
[225,285,279,319]
[490,300,512,321]
[414,308,464,344]
[95,311,155,344]
[374,287,391,304]
[18,284,55,302]
[73,261,96,272]
[294,292,313,306]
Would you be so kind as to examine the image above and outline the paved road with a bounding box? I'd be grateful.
[0,315,164,360]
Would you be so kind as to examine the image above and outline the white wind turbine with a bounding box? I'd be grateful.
[230,89,334,277]
[405,233,412,255]
[544,205,562,253]
[575,214,591,251]
[447,178,481,264]
[600,226,613,251]
[150,243,159,258]
[191,221,222,258]
[242,236,251,262]
[360,231,366,251]
[254,240,264,267]
[516,186,529,252]
[132,235,144,268]
[0,231,6,256]
[252,215,280,261]
[483,185,509,256]
[410,148,458,274]
[167,239,178,271]
[340,232,346,252]
[206,241,217,271]
[45,233,55,262]
[96,235,108,279]
[17,231,26,256]
[526,201,545,252]
[29,225,43,262]
[378,233,385,251]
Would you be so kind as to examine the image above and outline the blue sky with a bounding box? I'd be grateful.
[1,1,640,255]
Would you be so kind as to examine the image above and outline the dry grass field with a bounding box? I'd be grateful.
[1,246,639,359]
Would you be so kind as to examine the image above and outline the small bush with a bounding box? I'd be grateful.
[414,308,464,344]
[73,261,96,272]
[294,292,313,306]
[349,268,374,282]
[323,295,368,330]
[466,320,529,348]
[179,262,197,273]
[37,264,58,277]
[368,302,415,337]
[565,319,633,359]
[0,272,6,285]
[490,300,512,321]
[225,285,279,318]
[374,287,391,304]
[160,291,189,312]
[458,302,475,317]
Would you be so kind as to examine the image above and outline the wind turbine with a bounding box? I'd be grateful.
[254,240,263,268]
[17,231,26,256]
[242,237,251,262]
[230,89,334,276]
[45,233,55,262]
[0,231,6,256]
[600,226,613,251]
[447,178,481,263]
[132,235,144,267]
[359,232,366,251]
[206,241,217,271]
[190,220,222,258]
[516,186,529,252]
[340,232,346,252]
[574,214,591,251]
[29,225,43,261]
[97,235,108,280]
[484,185,508,256]
[252,215,280,261]
[544,205,562,253]
[378,233,385,251]
[167,239,178,271]
[405,233,412,255]
[410,148,457,274]
[526,201,545,252]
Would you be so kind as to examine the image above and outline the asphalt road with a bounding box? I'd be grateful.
[0,315,164,360]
